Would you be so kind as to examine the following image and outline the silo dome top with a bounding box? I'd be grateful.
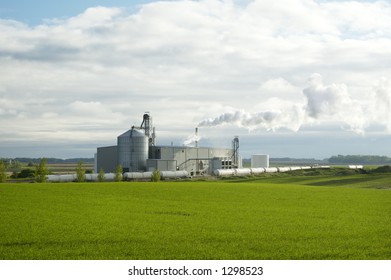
[118,128,145,138]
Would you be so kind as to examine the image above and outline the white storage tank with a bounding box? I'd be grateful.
[251,154,269,168]
[102,173,117,181]
[118,128,148,172]
[301,166,312,170]
[47,174,77,182]
[277,167,291,172]
[250,168,265,174]
[124,172,153,180]
[289,166,302,171]
[235,168,251,176]
[47,175,60,182]
[85,174,99,181]
[264,167,278,173]
[214,169,235,177]
[160,170,189,179]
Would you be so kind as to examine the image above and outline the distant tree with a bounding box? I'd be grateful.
[35,158,48,183]
[7,159,22,172]
[75,161,86,182]
[151,169,160,182]
[328,155,391,164]
[11,171,18,179]
[114,164,122,182]
[98,168,105,182]
[18,169,35,178]
[0,161,6,183]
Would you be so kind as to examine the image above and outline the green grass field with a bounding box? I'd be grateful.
[0,172,390,260]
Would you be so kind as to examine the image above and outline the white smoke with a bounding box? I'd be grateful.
[198,74,373,134]
[303,73,365,134]
[198,107,305,132]
[303,73,345,118]
[183,133,201,146]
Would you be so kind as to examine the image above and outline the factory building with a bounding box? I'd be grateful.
[95,113,238,175]
[251,154,269,168]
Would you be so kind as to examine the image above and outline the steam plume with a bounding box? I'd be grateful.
[198,73,373,134]
[198,108,304,132]
[303,73,365,133]
[183,133,201,146]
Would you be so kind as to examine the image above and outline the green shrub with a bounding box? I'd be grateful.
[75,162,85,182]
[98,168,105,182]
[371,165,391,173]
[151,169,160,182]
[35,158,48,183]
[18,169,35,178]
[115,165,122,182]
[0,161,6,182]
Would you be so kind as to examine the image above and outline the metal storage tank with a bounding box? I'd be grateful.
[250,168,265,174]
[160,170,189,179]
[251,154,269,168]
[118,128,148,172]
[264,167,278,173]
[235,168,251,176]
[85,174,98,181]
[124,172,153,180]
[290,166,301,171]
[277,167,291,172]
[59,174,77,182]
[47,175,60,182]
[301,166,312,170]
[98,173,117,181]
[214,169,235,177]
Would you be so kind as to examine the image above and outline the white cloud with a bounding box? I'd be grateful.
[1,0,391,158]
[246,0,339,36]
[323,1,391,38]
[303,73,366,133]
[258,78,302,100]
[371,77,391,132]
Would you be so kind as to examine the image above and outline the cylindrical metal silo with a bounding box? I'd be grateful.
[118,128,148,172]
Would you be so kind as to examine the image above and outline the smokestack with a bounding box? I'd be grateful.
[195,127,198,148]
[183,128,201,147]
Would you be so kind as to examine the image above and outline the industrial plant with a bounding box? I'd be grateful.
[94,113,241,177]
[46,112,333,182]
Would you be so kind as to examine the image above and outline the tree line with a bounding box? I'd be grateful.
[328,155,391,164]
[0,159,161,183]
[2,157,94,165]
[0,158,50,183]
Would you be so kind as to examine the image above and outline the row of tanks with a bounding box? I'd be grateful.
[214,165,331,177]
[46,170,189,182]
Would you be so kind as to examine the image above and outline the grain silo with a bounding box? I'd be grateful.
[117,127,149,172]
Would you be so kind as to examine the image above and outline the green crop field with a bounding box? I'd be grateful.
[0,171,390,260]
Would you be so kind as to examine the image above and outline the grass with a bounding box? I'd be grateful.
[0,173,390,260]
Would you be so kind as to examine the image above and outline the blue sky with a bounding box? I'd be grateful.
[1,0,391,159]
[0,0,371,25]
[0,1,155,25]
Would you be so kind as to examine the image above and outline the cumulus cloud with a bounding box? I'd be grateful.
[372,77,391,132]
